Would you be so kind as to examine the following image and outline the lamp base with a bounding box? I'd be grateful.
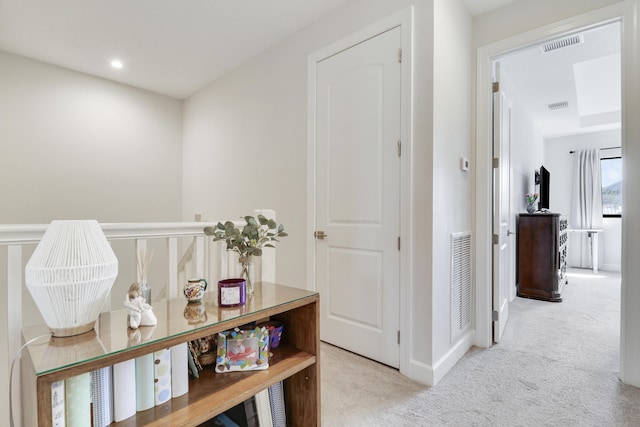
[50,321,96,337]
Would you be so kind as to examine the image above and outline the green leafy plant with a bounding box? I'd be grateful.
[203,215,288,258]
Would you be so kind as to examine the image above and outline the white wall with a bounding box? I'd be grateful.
[501,70,545,212]
[544,129,622,271]
[183,0,473,385]
[0,51,184,423]
[500,67,545,300]
[431,0,473,380]
[0,51,185,301]
[0,52,184,314]
[0,52,183,225]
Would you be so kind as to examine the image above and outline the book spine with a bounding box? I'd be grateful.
[91,366,114,427]
[171,342,189,397]
[135,353,155,411]
[268,381,287,427]
[51,380,65,427]
[154,348,172,405]
[113,359,137,422]
[65,372,91,427]
[255,389,273,427]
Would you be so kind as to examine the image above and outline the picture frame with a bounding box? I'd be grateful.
[215,326,270,373]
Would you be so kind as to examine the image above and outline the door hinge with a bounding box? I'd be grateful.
[492,310,499,321]
[398,48,402,63]
[492,158,499,168]
[492,82,499,93]
[397,236,401,250]
[397,330,400,344]
[492,234,499,244]
[397,140,401,156]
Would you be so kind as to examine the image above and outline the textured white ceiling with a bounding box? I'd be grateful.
[0,1,520,99]
[1,1,615,138]
[0,0,353,98]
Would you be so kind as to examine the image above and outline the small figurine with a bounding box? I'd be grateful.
[124,282,157,329]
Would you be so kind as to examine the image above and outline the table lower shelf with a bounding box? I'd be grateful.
[113,345,315,427]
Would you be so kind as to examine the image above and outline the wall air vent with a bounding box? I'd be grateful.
[451,231,472,343]
[541,34,583,53]
[547,101,569,111]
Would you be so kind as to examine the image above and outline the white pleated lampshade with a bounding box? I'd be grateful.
[25,220,118,337]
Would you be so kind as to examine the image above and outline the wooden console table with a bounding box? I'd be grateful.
[23,282,320,426]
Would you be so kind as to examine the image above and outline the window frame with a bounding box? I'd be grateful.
[601,155,622,218]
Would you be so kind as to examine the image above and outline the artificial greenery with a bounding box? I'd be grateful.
[203,215,288,257]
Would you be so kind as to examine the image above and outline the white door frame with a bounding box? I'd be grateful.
[307,7,413,375]
[474,1,640,385]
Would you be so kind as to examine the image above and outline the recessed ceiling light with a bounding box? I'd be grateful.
[110,60,123,69]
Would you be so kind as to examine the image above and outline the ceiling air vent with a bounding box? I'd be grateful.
[548,101,569,111]
[541,34,583,53]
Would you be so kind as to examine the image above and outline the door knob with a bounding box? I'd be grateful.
[314,230,327,240]
[507,230,515,236]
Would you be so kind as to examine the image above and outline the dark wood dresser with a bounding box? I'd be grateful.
[516,213,568,302]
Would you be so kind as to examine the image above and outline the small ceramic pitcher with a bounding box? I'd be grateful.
[183,278,208,303]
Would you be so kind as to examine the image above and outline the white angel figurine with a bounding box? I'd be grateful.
[124,282,157,329]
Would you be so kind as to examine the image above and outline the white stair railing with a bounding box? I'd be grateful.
[0,209,277,426]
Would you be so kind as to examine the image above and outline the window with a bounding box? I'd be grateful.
[601,156,622,216]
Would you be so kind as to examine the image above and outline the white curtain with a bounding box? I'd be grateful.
[570,149,603,268]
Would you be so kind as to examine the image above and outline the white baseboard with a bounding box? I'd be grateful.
[601,263,621,272]
[432,330,475,385]
[400,329,474,387]
[401,358,434,387]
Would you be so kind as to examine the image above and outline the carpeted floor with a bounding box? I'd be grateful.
[320,268,640,426]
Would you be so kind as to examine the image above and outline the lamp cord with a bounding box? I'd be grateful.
[9,333,52,427]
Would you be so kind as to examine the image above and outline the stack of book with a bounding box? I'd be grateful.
[51,342,189,425]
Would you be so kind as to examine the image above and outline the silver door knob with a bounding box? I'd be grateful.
[314,230,327,240]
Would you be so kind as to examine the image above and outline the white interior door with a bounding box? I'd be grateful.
[315,26,401,368]
[492,62,512,343]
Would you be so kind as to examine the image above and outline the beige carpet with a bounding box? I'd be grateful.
[320,269,640,426]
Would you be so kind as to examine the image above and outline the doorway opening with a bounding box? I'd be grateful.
[491,20,622,345]
[474,3,636,376]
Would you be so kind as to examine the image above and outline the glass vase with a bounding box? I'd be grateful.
[238,256,261,297]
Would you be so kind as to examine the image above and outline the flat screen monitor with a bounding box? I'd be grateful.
[538,165,550,211]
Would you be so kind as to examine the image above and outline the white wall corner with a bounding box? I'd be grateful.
[402,358,435,387]
[401,329,474,387]
[431,329,475,385]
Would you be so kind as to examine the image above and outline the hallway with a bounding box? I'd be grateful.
[321,268,640,426]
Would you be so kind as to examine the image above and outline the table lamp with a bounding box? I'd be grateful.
[25,220,118,337]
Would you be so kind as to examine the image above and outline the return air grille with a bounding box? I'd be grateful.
[548,101,569,111]
[541,35,583,53]
[451,231,472,343]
